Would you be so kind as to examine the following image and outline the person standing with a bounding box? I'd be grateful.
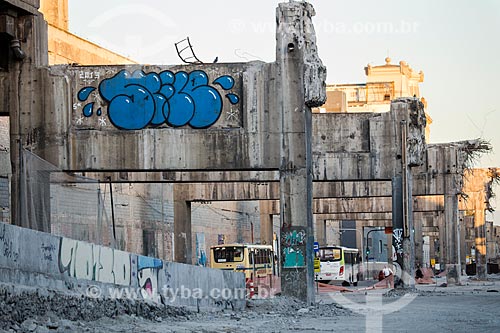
[382,265,394,288]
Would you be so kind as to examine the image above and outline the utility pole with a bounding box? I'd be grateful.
[365,228,385,279]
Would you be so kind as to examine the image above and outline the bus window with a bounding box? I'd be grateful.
[234,249,243,261]
[213,246,244,263]
[249,248,272,265]
[320,248,342,261]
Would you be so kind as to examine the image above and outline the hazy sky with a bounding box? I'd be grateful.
[68,0,500,222]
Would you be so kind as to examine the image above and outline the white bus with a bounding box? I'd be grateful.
[316,246,360,286]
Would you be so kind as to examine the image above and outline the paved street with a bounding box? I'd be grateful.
[74,276,500,333]
[1,276,499,332]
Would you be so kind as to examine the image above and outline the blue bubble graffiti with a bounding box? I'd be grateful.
[226,94,239,105]
[213,76,234,90]
[77,69,239,130]
[83,103,94,117]
[77,87,96,102]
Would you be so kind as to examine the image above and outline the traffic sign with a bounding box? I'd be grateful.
[314,257,321,272]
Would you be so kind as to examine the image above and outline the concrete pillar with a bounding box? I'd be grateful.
[173,185,192,264]
[473,204,487,279]
[444,188,460,283]
[315,219,327,246]
[437,211,446,268]
[276,1,325,305]
[392,174,415,288]
[459,214,466,273]
[9,9,49,231]
[391,98,426,288]
[259,201,274,246]
[387,232,393,264]
[414,212,423,266]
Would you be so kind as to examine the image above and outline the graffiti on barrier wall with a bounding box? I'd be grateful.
[41,243,57,262]
[137,255,163,302]
[281,228,306,268]
[196,232,207,267]
[76,69,239,130]
[0,224,20,262]
[58,238,131,286]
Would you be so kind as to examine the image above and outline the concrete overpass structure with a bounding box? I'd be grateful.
[2,0,327,303]
[0,0,494,305]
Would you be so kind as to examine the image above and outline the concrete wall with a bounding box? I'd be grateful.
[37,62,280,172]
[2,0,40,12]
[0,177,8,222]
[0,222,245,310]
[0,117,9,222]
[312,98,426,181]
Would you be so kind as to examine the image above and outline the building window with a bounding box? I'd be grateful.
[384,94,391,101]
[379,240,383,254]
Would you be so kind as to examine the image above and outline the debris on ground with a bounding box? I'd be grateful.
[0,285,190,332]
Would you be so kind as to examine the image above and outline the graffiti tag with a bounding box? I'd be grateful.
[0,224,19,262]
[393,228,403,254]
[59,238,131,286]
[76,69,239,130]
[282,229,306,246]
[137,255,163,302]
[41,243,57,262]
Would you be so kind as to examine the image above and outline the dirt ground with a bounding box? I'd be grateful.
[1,275,499,333]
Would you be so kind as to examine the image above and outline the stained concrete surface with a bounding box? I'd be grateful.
[1,275,499,333]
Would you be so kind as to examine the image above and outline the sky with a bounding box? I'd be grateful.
[68,0,500,223]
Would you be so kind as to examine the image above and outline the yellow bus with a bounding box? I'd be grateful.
[209,243,274,280]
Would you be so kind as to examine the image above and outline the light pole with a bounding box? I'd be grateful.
[365,227,385,279]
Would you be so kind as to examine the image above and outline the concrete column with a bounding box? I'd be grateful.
[459,214,466,273]
[259,200,277,246]
[260,215,274,246]
[173,185,192,264]
[473,204,487,279]
[9,12,49,231]
[414,212,423,266]
[401,119,415,289]
[437,211,446,268]
[315,219,327,246]
[444,188,460,283]
[402,171,415,288]
[276,2,325,305]
[387,233,393,264]
[392,173,415,288]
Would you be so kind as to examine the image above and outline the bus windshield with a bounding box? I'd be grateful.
[319,247,342,262]
[213,246,244,263]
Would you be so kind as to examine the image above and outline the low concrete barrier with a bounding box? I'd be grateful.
[0,222,245,311]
